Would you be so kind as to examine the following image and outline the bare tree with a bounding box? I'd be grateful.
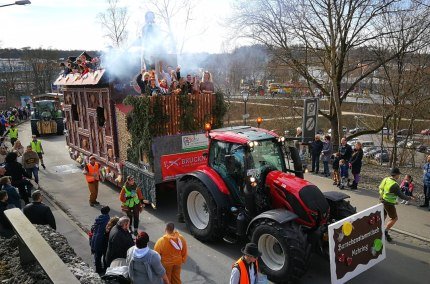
[233,0,430,145]
[145,0,204,54]
[98,0,130,48]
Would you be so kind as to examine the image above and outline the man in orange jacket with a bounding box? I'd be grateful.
[230,243,261,284]
[154,222,188,284]
[83,156,101,206]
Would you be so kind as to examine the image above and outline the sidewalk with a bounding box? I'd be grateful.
[305,173,430,241]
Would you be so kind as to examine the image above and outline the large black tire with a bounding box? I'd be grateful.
[251,220,309,283]
[328,199,357,221]
[181,179,222,242]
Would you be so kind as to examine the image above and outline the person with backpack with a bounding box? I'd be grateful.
[126,231,170,284]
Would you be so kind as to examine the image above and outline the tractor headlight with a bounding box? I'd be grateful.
[249,176,257,187]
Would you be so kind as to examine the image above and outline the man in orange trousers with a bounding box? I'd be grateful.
[154,222,188,284]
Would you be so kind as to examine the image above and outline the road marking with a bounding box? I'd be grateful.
[52,164,82,174]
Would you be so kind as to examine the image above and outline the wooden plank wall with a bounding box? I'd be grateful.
[151,93,215,136]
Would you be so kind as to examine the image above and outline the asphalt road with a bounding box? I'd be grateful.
[15,121,430,283]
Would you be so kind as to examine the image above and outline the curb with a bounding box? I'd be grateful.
[38,185,90,238]
[391,228,430,243]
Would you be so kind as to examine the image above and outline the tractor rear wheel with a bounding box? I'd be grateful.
[251,220,309,283]
[182,179,222,242]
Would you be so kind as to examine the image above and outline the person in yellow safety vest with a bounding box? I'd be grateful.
[120,175,144,235]
[5,124,18,147]
[31,135,46,169]
[8,114,15,125]
[83,155,101,207]
[230,243,261,284]
[379,167,415,243]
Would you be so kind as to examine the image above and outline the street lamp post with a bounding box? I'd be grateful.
[242,90,249,125]
[0,0,30,7]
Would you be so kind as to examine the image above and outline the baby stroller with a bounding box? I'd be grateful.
[101,258,130,284]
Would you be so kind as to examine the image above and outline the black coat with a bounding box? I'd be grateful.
[136,74,148,95]
[311,140,324,155]
[2,184,21,209]
[22,202,56,230]
[5,161,30,183]
[105,224,134,266]
[339,144,353,162]
[350,149,363,174]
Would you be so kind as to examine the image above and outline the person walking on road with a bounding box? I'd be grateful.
[379,168,415,242]
[22,190,56,230]
[4,124,18,147]
[22,145,40,186]
[83,156,101,207]
[310,135,324,173]
[90,206,111,274]
[126,231,170,284]
[0,176,21,209]
[420,155,430,210]
[154,222,188,284]
[105,216,134,267]
[120,176,144,236]
[349,142,363,190]
[321,135,333,177]
[30,135,46,169]
[230,242,261,284]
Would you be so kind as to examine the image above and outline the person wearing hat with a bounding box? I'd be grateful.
[0,176,21,209]
[90,206,111,274]
[119,175,144,235]
[83,155,101,206]
[22,190,56,230]
[126,231,169,284]
[230,243,261,284]
[379,168,415,242]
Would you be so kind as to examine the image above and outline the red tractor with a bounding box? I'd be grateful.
[177,126,356,283]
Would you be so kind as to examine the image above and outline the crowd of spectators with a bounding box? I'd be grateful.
[136,64,215,97]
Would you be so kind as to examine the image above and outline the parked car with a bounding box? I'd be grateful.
[363,146,378,153]
[381,127,392,135]
[349,127,366,134]
[417,145,428,153]
[421,129,430,135]
[328,127,348,134]
[397,129,413,137]
[406,140,421,149]
[347,138,359,146]
[365,148,386,158]
[397,140,407,148]
[375,151,390,163]
[361,141,375,148]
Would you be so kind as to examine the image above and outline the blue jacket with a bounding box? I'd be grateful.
[340,164,349,178]
[2,184,21,209]
[423,163,430,186]
[90,214,110,253]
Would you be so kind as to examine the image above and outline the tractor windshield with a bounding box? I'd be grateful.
[248,139,285,173]
[37,101,55,112]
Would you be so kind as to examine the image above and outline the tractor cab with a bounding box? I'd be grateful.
[31,100,62,121]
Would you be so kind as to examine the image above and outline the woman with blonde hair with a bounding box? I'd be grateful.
[12,140,24,163]
[200,71,214,94]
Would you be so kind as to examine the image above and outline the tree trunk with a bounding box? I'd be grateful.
[330,116,339,151]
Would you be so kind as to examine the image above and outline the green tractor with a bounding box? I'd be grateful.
[31,99,64,136]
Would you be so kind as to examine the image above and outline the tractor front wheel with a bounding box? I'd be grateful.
[251,220,309,283]
[182,179,222,242]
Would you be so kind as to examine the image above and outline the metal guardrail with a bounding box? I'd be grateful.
[123,161,157,207]
[4,208,80,284]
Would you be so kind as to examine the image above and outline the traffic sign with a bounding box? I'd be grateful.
[302,98,318,141]
[242,113,250,119]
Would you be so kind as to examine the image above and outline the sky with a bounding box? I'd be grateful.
[0,0,236,54]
